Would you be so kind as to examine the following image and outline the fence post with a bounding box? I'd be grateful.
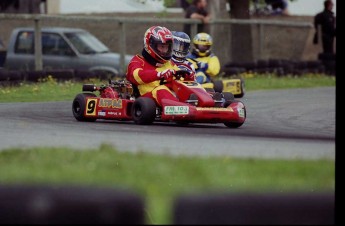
[119,21,126,75]
[258,22,264,60]
[191,23,198,39]
[34,16,43,71]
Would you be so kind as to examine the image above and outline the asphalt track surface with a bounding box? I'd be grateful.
[0,87,335,160]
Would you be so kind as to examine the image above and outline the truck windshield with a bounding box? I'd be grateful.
[64,32,110,54]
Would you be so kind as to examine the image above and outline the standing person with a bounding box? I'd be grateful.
[186,32,220,85]
[183,0,211,37]
[171,31,196,81]
[179,0,190,11]
[314,0,336,54]
[126,26,180,107]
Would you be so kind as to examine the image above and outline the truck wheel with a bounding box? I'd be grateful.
[131,97,156,125]
[213,80,223,93]
[72,93,97,122]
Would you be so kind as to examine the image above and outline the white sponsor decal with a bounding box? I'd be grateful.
[108,111,121,116]
[98,111,106,116]
[164,106,189,115]
[238,108,245,118]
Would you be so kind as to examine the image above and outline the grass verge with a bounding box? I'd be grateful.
[0,73,336,103]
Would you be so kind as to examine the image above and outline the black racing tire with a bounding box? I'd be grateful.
[222,92,235,107]
[224,121,244,128]
[204,87,215,93]
[175,121,190,126]
[46,69,74,81]
[234,78,245,98]
[26,70,47,82]
[212,80,223,93]
[131,97,156,125]
[224,100,246,128]
[72,93,97,122]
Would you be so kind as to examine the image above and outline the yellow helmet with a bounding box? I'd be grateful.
[192,32,213,57]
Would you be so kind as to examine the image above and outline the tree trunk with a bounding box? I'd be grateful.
[207,0,254,65]
[228,0,254,63]
[208,0,231,66]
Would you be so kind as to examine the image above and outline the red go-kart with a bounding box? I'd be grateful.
[72,71,246,128]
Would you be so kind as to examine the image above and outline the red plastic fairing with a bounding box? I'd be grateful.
[160,98,246,124]
[172,80,214,107]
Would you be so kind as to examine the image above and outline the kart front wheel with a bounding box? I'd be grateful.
[222,92,235,107]
[175,121,190,126]
[213,80,223,93]
[72,93,97,122]
[131,97,156,125]
[224,121,244,128]
[224,100,246,128]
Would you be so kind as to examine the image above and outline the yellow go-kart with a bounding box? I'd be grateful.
[188,59,245,98]
[202,77,245,98]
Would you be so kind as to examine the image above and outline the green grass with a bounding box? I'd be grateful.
[0,76,81,102]
[240,73,335,90]
[0,73,335,103]
[0,144,335,224]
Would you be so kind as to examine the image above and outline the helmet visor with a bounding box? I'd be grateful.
[173,38,190,58]
[196,44,210,53]
[150,39,173,60]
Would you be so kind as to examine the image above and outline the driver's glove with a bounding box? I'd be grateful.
[197,62,208,72]
[185,72,196,81]
[157,69,175,82]
[177,65,195,81]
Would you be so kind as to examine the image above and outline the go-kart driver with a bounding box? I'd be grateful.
[187,32,221,84]
[171,31,196,81]
[126,26,181,107]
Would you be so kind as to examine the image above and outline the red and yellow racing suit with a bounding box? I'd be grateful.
[126,54,180,106]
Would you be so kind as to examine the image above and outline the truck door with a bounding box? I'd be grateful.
[9,31,36,70]
[41,33,78,70]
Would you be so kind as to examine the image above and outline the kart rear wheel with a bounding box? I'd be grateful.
[213,80,223,93]
[72,93,97,122]
[234,78,245,98]
[131,97,156,125]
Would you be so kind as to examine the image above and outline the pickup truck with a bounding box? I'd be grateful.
[0,27,133,76]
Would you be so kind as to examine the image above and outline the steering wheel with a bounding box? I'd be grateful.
[159,69,192,85]
[174,69,191,80]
